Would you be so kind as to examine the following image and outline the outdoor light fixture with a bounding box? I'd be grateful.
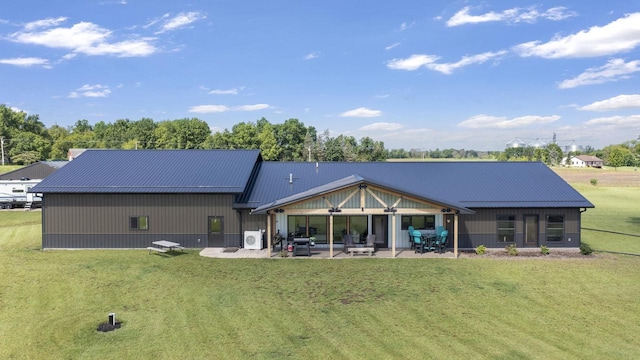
[358,183,368,189]
[383,207,397,213]
[441,208,452,213]
[328,207,342,213]
[274,209,285,213]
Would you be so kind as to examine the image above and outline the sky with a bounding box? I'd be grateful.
[2,1,640,151]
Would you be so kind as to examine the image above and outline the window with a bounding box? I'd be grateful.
[497,215,515,242]
[130,216,149,230]
[288,216,307,236]
[401,215,435,230]
[546,215,564,242]
[289,215,366,244]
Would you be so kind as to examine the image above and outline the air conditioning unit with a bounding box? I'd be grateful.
[243,230,262,250]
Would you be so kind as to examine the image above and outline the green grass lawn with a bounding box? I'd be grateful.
[1,212,639,359]
[574,184,640,254]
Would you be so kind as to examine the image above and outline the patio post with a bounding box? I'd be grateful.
[329,214,334,258]
[454,213,458,258]
[391,214,396,257]
[267,212,272,258]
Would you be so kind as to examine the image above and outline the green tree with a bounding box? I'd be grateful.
[607,147,625,169]
[258,122,281,160]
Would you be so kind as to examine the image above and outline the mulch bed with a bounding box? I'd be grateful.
[459,250,593,259]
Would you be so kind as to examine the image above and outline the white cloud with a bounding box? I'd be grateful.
[189,104,270,113]
[208,88,239,95]
[514,12,640,58]
[340,107,382,118]
[68,84,111,98]
[585,115,640,128]
[558,58,640,89]
[189,105,230,113]
[399,21,415,31]
[579,95,640,111]
[23,17,67,31]
[304,52,319,60]
[385,42,401,51]
[155,11,206,34]
[234,104,270,111]
[447,6,575,27]
[387,50,506,74]
[458,114,561,129]
[0,57,49,67]
[8,20,158,57]
[359,122,403,131]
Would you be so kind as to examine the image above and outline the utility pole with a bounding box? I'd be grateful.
[1,137,4,166]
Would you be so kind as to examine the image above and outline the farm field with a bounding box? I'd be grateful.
[0,167,638,359]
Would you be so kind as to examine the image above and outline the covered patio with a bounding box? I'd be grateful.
[251,175,473,258]
[200,247,458,259]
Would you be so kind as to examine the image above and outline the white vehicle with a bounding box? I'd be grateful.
[0,179,42,209]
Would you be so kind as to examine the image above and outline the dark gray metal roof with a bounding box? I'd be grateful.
[0,161,68,180]
[243,161,594,210]
[31,150,261,193]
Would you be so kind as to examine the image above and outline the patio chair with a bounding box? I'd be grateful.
[366,234,376,251]
[435,226,445,237]
[412,230,428,254]
[433,230,449,254]
[408,226,415,249]
[342,234,354,253]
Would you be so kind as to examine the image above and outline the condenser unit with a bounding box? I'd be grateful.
[243,230,262,250]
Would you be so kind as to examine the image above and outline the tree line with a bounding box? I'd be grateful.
[2,104,638,167]
[0,105,388,164]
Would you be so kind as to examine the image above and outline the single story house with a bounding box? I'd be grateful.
[31,150,594,257]
[562,155,604,168]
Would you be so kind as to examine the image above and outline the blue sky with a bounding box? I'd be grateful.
[2,1,640,151]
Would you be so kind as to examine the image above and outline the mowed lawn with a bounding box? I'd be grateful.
[1,212,639,359]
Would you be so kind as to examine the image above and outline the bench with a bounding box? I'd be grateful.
[347,247,374,256]
[172,245,185,252]
[146,246,167,254]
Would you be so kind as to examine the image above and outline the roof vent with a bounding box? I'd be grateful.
[289,173,293,184]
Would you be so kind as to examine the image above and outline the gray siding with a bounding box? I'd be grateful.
[457,208,581,249]
[42,193,244,248]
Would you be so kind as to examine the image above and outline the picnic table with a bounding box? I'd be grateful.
[147,240,185,254]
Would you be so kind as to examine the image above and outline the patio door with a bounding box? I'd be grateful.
[208,216,224,247]
[524,215,538,247]
[372,215,388,248]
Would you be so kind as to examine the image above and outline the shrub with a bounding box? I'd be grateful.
[505,244,518,256]
[590,178,598,186]
[475,245,487,255]
[540,245,550,255]
[580,242,593,255]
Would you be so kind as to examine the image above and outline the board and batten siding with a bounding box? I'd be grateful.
[457,208,582,249]
[42,193,243,248]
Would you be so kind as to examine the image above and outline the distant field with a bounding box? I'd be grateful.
[0,165,22,174]
[552,166,640,187]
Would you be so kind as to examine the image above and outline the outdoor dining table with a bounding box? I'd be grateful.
[418,232,436,253]
[152,240,184,252]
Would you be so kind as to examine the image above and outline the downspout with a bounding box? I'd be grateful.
[238,210,243,248]
[41,194,45,249]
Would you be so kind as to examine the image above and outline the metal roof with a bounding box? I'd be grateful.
[0,161,68,180]
[242,161,594,210]
[31,150,261,193]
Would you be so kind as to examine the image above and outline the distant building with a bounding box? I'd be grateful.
[562,155,603,168]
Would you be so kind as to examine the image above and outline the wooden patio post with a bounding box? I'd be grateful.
[391,214,396,257]
[454,213,459,258]
[267,212,272,258]
[329,214,334,258]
